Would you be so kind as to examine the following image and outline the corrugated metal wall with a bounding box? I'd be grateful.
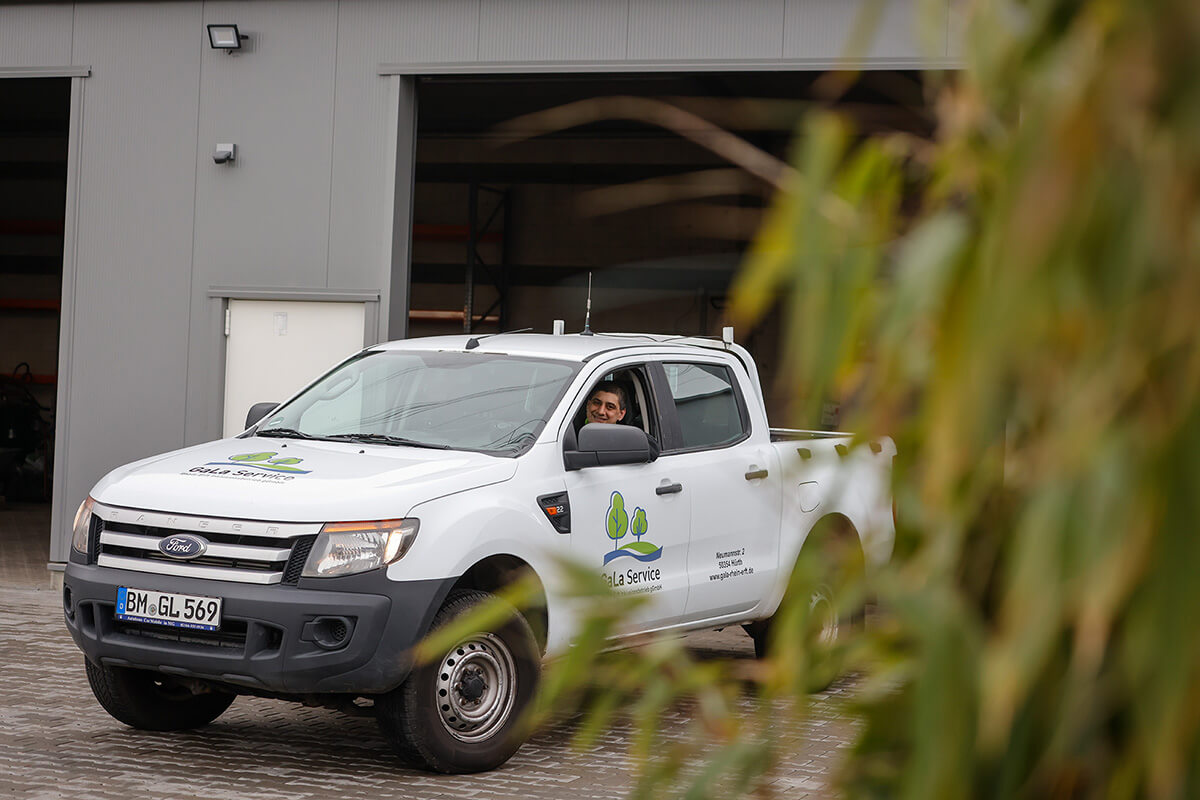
[55,3,206,561]
[0,0,957,560]
[183,0,342,449]
[0,3,73,66]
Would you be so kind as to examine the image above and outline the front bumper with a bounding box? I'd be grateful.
[63,562,455,695]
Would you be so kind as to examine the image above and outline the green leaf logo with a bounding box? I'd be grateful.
[606,491,629,547]
[230,452,275,463]
[631,507,648,541]
[218,452,311,474]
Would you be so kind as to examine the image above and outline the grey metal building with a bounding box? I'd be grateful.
[0,0,958,568]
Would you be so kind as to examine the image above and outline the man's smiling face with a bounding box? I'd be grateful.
[587,390,626,424]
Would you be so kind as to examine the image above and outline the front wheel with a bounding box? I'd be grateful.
[85,660,235,730]
[376,590,540,773]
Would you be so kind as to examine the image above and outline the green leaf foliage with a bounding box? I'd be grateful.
[729,1,1200,798]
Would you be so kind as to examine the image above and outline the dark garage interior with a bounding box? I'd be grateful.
[0,77,68,505]
[409,70,933,416]
[0,77,68,583]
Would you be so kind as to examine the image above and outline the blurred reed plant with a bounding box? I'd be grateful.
[731,1,1200,797]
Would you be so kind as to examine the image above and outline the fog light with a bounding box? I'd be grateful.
[302,616,354,650]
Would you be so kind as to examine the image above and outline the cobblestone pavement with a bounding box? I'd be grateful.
[0,586,855,799]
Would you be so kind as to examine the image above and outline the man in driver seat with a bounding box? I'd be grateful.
[585,381,627,425]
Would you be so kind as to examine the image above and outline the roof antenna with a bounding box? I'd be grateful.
[581,272,593,336]
[465,327,533,350]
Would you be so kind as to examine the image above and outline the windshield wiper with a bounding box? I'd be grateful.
[256,427,319,440]
[323,433,452,450]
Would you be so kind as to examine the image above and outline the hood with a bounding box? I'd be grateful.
[90,436,517,522]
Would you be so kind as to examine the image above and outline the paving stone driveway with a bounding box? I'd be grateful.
[0,586,853,799]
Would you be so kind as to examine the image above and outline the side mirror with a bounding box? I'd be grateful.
[564,424,660,471]
[245,402,280,430]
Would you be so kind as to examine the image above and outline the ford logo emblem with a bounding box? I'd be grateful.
[157,534,208,560]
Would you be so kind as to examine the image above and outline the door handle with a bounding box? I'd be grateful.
[656,482,683,495]
[744,468,769,480]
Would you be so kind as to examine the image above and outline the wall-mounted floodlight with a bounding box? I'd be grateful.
[207,24,248,51]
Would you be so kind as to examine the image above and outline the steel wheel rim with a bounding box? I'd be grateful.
[435,632,517,742]
[810,587,840,644]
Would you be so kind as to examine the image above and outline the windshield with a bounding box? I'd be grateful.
[256,350,579,456]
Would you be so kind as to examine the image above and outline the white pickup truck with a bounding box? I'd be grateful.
[63,330,894,773]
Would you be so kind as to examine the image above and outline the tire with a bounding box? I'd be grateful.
[745,581,850,658]
[85,659,236,730]
[376,589,540,773]
[745,518,866,689]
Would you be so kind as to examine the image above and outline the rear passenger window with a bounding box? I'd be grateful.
[663,363,746,449]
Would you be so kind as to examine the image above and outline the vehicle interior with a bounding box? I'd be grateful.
[571,367,658,442]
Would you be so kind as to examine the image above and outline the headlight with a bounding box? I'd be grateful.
[302,518,420,578]
[71,497,95,555]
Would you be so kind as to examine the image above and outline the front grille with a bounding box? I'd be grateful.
[112,618,250,650]
[105,612,285,656]
[105,520,296,549]
[103,543,281,573]
[91,503,323,585]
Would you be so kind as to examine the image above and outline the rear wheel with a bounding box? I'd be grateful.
[376,590,540,773]
[746,517,866,688]
[85,660,235,730]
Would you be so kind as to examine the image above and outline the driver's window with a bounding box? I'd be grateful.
[575,367,657,440]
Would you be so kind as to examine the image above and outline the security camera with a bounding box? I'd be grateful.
[213,143,236,164]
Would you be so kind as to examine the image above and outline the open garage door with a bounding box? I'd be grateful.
[408,71,932,419]
[0,77,70,585]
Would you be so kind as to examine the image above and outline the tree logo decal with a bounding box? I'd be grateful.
[203,451,312,474]
[603,490,662,565]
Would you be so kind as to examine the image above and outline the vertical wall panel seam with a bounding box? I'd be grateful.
[945,1,951,57]
[779,0,787,57]
[324,0,341,289]
[184,0,207,446]
[474,0,482,61]
[624,0,631,59]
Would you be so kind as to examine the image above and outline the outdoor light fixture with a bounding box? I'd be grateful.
[207,24,248,51]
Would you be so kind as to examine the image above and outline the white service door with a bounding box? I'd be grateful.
[222,299,365,437]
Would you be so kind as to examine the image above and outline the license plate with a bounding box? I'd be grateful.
[116,587,223,631]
